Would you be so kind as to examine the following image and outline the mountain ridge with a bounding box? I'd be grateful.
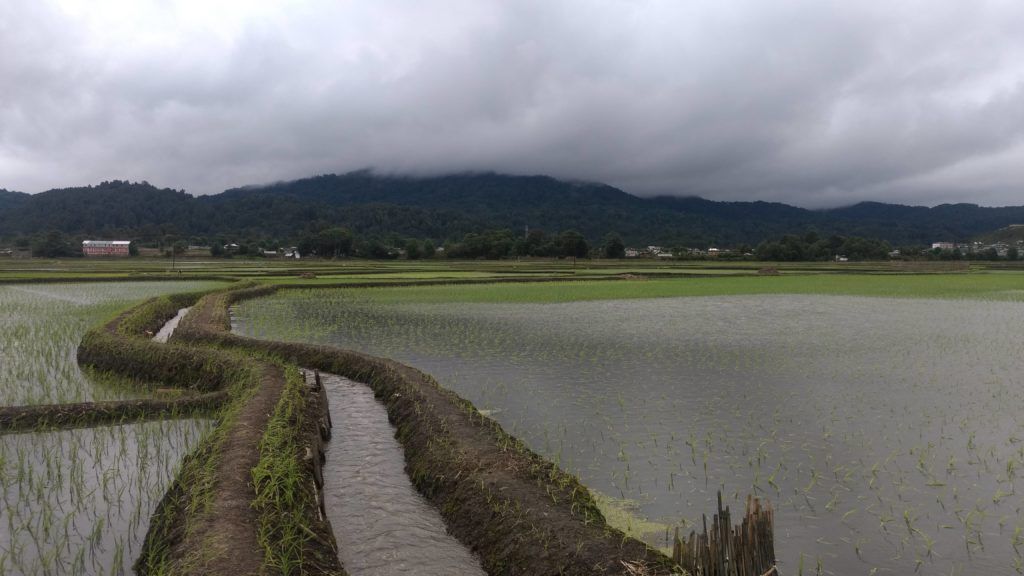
[1,173,1022,246]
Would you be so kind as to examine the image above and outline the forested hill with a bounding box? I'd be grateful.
[2,173,1023,246]
[0,189,29,214]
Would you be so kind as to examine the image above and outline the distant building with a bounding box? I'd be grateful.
[82,240,131,257]
[624,247,641,258]
[931,242,955,250]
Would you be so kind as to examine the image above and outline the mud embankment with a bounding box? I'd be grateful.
[176,285,678,575]
[76,288,344,575]
[0,393,226,432]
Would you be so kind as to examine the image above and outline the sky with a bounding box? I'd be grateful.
[2,0,1024,208]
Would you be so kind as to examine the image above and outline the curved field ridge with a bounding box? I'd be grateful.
[176,285,679,575]
[76,287,344,575]
[0,392,226,432]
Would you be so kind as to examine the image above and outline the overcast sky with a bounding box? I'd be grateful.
[2,0,1024,207]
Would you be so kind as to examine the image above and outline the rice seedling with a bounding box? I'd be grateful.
[0,419,213,575]
[0,281,223,406]
[0,280,225,574]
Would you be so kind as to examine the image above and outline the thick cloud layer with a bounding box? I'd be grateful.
[2,0,1023,207]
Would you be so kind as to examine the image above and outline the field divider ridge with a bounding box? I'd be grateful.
[75,286,345,575]
[173,283,682,576]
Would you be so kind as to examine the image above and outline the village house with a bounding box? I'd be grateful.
[82,240,131,257]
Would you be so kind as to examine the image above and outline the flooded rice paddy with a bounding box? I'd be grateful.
[235,291,1024,575]
[0,281,222,574]
[0,418,213,575]
[0,282,221,405]
[317,373,485,575]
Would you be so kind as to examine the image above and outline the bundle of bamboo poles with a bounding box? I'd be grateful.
[672,492,777,576]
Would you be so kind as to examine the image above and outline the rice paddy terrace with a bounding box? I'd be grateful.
[1,258,1022,575]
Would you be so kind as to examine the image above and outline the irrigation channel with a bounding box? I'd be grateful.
[151,307,190,343]
[316,371,486,575]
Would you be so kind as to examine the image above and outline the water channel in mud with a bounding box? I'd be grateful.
[318,373,485,576]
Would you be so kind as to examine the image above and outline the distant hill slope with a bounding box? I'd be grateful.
[976,224,1024,244]
[2,173,1023,246]
[0,189,29,214]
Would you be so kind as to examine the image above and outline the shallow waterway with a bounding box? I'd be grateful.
[316,372,485,575]
[152,307,191,343]
[235,293,1024,575]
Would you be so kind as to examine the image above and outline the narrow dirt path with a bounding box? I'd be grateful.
[186,363,284,575]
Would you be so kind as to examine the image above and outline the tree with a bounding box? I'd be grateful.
[601,232,625,259]
[210,243,224,257]
[445,230,517,259]
[316,227,353,258]
[559,230,589,263]
[422,239,436,259]
[32,231,75,258]
[405,239,422,260]
[362,238,396,259]
[1007,246,1020,261]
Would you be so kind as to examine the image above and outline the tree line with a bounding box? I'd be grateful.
[285,227,625,260]
[754,233,892,261]
[8,226,1020,262]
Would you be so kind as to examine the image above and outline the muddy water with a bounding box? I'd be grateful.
[319,373,485,576]
[152,307,191,343]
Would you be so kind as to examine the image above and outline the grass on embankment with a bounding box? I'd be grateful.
[327,272,1024,305]
[252,368,323,575]
[79,290,341,575]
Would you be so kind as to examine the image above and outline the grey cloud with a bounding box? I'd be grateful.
[2,0,1024,207]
